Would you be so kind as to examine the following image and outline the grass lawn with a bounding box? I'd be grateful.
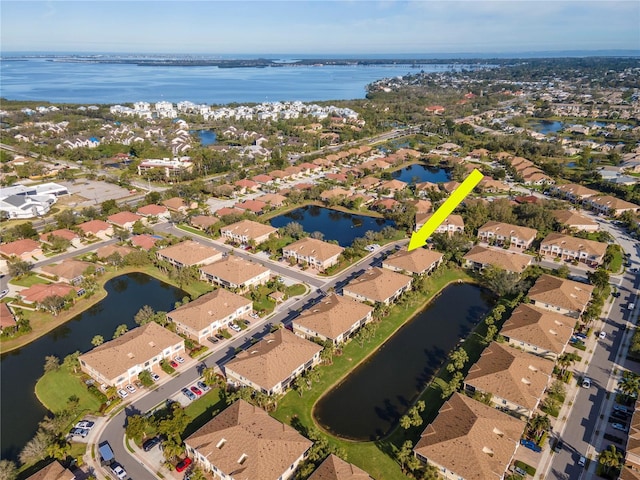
[609,249,623,274]
[177,225,210,238]
[35,368,103,414]
[9,274,51,287]
[285,283,307,297]
[271,267,474,479]
[182,389,226,438]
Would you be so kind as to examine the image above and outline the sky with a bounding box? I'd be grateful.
[1,0,639,55]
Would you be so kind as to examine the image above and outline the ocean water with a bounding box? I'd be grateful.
[1,56,470,105]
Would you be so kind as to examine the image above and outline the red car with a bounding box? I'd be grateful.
[170,360,179,368]
[190,386,202,396]
[176,457,192,472]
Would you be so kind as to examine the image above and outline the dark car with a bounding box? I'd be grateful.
[553,439,564,452]
[520,438,542,453]
[207,336,219,343]
[143,436,161,452]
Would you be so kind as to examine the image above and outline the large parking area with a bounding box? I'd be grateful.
[58,180,135,207]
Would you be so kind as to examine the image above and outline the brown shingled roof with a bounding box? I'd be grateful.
[343,267,412,303]
[308,455,373,480]
[528,274,594,313]
[25,461,75,480]
[383,248,443,275]
[199,256,270,286]
[463,245,533,273]
[157,240,222,267]
[167,289,252,332]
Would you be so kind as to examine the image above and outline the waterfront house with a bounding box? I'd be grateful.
[464,342,554,418]
[583,195,640,217]
[39,228,82,248]
[292,293,373,346]
[184,400,312,480]
[500,303,574,360]
[79,322,185,388]
[224,328,322,395]
[308,455,373,480]
[463,245,533,274]
[156,240,222,268]
[18,283,83,307]
[77,219,113,240]
[220,219,278,246]
[407,199,433,214]
[199,256,270,291]
[415,213,464,235]
[40,259,101,285]
[0,239,43,261]
[382,248,443,276]
[282,237,344,271]
[342,267,412,306]
[552,210,599,232]
[527,274,594,318]
[320,187,353,202]
[0,303,17,333]
[539,232,607,267]
[96,244,134,260]
[477,221,538,249]
[378,179,408,196]
[167,289,252,343]
[107,211,144,231]
[256,193,287,208]
[25,461,75,480]
[413,393,525,480]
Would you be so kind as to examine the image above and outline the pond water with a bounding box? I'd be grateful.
[314,283,492,440]
[194,129,217,146]
[390,163,450,184]
[0,273,185,461]
[269,205,396,247]
[529,120,564,134]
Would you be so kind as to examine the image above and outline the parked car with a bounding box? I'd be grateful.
[599,331,606,340]
[614,404,630,414]
[175,356,185,364]
[126,384,136,393]
[578,456,586,467]
[190,386,202,396]
[69,427,89,438]
[575,332,587,340]
[151,373,161,382]
[582,377,592,388]
[215,333,225,340]
[75,420,95,430]
[197,381,209,392]
[117,389,128,399]
[630,303,636,310]
[229,323,241,332]
[612,410,628,420]
[176,458,192,473]
[181,388,196,401]
[553,439,564,452]
[170,360,179,368]
[0,289,9,298]
[143,436,161,452]
[520,438,542,453]
[612,422,628,432]
[207,336,219,343]
[111,463,127,479]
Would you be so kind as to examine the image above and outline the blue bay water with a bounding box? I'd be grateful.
[1,57,463,105]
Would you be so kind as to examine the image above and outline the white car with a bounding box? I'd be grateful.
[229,323,241,332]
[175,356,185,364]
[111,463,127,480]
[117,389,128,399]
[125,384,136,393]
[599,331,606,340]
[582,377,591,388]
[0,289,9,298]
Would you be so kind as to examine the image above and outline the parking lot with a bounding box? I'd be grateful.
[59,180,135,207]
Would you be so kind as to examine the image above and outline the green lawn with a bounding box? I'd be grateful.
[9,274,51,287]
[182,389,226,438]
[285,283,307,297]
[271,267,474,479]
[35,368,103,414]
[177,225,210,238]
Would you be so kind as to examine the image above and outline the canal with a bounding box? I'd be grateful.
[314,283,492,441]
[0,273,185,461]
[269,205,396,247]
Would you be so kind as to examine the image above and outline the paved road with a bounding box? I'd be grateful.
[545,219,639,479]
[97,238,404,480]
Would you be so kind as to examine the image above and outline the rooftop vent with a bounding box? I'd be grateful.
[521,377,531,385]
[148,341,156,347]
[482,446,494,457]
[238,453,248,465]
[216,439,226,449]
[127,352,134,359]
[492,427,504,437]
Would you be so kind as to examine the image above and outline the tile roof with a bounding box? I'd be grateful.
[220,220,278,241]
[320,188,353,200]
[0,238,41,257]
[256,193,287,206]
[379,179,407,191]
[625,402,640,472]
[528,274,594,313]
[79,322,183,381]
[283,237,344,263]
[25,461,75,480]
[168,288,252,331]
[463,245,533,273]
[236,199,267,213]
[162,197,187,210]
[252,174,274,183]
[343,267,412,303]
[0,303,16,329]
[19,283,79,303]
[308,455,373,480]
[501,303,575,355]
[190,215,219,229]
[465,342,554,411]
[553,183,599,198]
[383,248,443,275]
[107,211,143,226]
[41,259,94,280]
[137,204,168,216]
[157,240,221,266]
[40,229,79,243]
[477,221,538,242]
[225,329,322,392]
[293,294,373,341]
[96,244,134,259]
[540,232,607,257]
[130,234,158,250]
[416,213,464,229]
[78,219,112,235]
[414,393,525,480]
[199,256,270,286]
[551,210,598,229]
[185,399,312,480]
[587,195,640,212]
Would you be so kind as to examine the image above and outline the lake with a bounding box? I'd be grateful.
[529,120,564,134]
[314,283,492,440]
[269,205,396,247]
[0,273,185,461]
[391,163,450,184]
[193,129,217,145]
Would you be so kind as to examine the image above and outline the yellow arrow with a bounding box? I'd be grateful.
[408,168,484,251]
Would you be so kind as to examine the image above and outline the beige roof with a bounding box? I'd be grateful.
[528,274,594,313]
[308,455,373,480]
[626,402,640,468]
[221,220,278,241]
[157,240,221,266]
[479,177,510,192]
[0,238,41,257]
[540,232,607,257]
[463,245,533,273]
[283,237,344,263]
[477,221,538,242]
[190,215,219,229]
[588,195,639,212]
[26,461,75,480]
[96,244,134,259]
[294,294,373,341]
[552,210,598,229]
[257,193,287,206]
[162,197,186,210]
[414,393,525,480]
[320,187,353,200]
[168,289,252,331]
[465,342,554,411]
[79,322,183,381]
[501,303,574,355]
[199,256,270,286]
[553,183,599,198]
[343,267,411,303]
[416,213,464,229]
[184,399,312,480]
[41,259,94,280]
[379,179,407,191]
[225,329,322,392]
[383,248,443,275]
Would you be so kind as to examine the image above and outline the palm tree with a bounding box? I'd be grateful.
[161,437,184,462]
[527,414,551,440]
[599,445,623,475]
[556,353,575,378]
[618,371,640,400]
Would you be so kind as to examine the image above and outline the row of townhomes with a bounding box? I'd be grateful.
[413,273,594,479]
